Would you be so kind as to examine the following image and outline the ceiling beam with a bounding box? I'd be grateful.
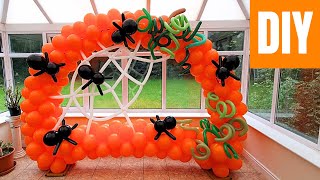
[1,0,9,24]
[237,0,250,20]
[33,0,53,24]
[90,0,98,15]
[196,0,208,21]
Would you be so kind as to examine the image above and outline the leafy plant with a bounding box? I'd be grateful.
[4,86,21,109]
[0,140,13,157]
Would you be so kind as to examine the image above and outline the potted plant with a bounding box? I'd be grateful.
[0,140,15,175]
[4,87,22,116]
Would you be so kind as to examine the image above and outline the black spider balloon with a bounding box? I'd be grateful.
[43,119,78,155]
[78,64,112,96]
[27,52,65,82]
[111,13,138,48]
[150,115,177,140]
[211,55,240,86]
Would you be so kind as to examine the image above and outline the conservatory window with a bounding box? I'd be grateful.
[9,34,43,53]
[248,69,274,120]
[208,31,244,51]
[12,58,29,88]
[0,58,5,112]
[275,69,320,143]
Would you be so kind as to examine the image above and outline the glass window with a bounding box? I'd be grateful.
[276,69,320,143]
[0,33,3,53]
[9,34,43,53]
[12,58,29,88]
[248,69,274,120]
[208,31,244,51]
[234,55,243,80]
[166,59,201,109]
[0,58,5,112]
[61,71,83,107]
[129,59,162,109]
[91,58,122,109]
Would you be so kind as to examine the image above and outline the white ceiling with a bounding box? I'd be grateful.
[0,0,250,24]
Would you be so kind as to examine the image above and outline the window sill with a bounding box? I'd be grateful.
[244,112,320,168]
[65,112,210,118]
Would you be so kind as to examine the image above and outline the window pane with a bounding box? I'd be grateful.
[0,33,3,53]
[276,69,320,143]
[248,69,274,120]
[129,59,162,109]
[234,55,243,80]
[0,58,5,112]
[12,58,29,88]
[166,59,201,109]
[61,71,83,107]
[9,34,43,53]
[92,58,122,109]
[208,31,244,51]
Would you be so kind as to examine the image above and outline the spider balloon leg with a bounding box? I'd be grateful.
[82,79,93,90]
[156,115,161,121]
[229,73,240,80]
[62,119,66,125]
[221,78,225,87]
[71,123,78,130]
[33,70,46,76]
[150,118,156,124]
[154,132,162,140]
[125,34,135,44]
[53,139,63,155]
[65,137,77,145]
[97,85,104,96]
[211,60,220,68]
[164,130,176,140]
[51,74,58,82]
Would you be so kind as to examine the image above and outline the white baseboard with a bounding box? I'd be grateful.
[243,149,280,180]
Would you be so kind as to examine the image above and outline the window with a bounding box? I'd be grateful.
[9,34,43,53]
[276,69,320,143]
[166,59,201,109]
[248,69,274,120]
[208,31,244,51]
[0,58,5,112]
[129,59,162,109]
[12,58,29,88]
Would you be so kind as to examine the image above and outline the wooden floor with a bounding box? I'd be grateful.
[0,155,266,180]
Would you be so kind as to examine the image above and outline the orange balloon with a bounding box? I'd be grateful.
[96,143,110,157]
[61,25,74,37]
[201,40,213,53]
[124,12,135,19]
[58,141,74,156]
[174,49,187,64]
[50,158,66,174]
[96,14,110,31]
[49,50,65,64]
[212,164,230,178]
[71,146,87,160]
[21,88,30,99]
[38,101,56,116]
[52,35,67,50]
[214,85,231,99]
[107,133,121,150]
[204,65,216,79]
[156,135,172,151]
[66,34,82,50]
[133,119,147,132]
[204,49,219,65]
[73,21,87,37]
[33,129,47,144]
[119,124,134,142]
[29,91,47,106]
[188,51,203,65]
[86,25,99,40]
[120,142,134,157]
[108,8,121,20]
[134,10,145,20]
[180,154,192,162]
[21,123,36,137]
[156,151,167,159]
[95,124,110,142]
[144,142,158,157]
[82,134,98,152]
[20,112,27,123]
[133,149,144,158]
[42,116,57,130]
[99,31,112,48]
[210,144,228,163]
[236,103,248,115]
[110,149,121,158]
[227,91,242,105]
[84,13,97,25]
[171,126,184,141]
[24,76,42,90]
[132,132,147,149]
[88,150,98,159]
[144,123,157,141]
[190,64,205,77]
[168,145,182,160]
[42,43,55,54]
[201,78,216,91]
[65,50,80,63]
[24,136,33,146]
[37,152,54,170]
[26,142,44,157]
[109,120,122,134]
[26,111,43,127]
[227,158,242,170]
[42,85,62,96]
[82,39,97,53]
[64,156,76,165]
[181,138,197,155]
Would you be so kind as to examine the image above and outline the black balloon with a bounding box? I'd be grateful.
[212,55,241,87]
[27,54,48,70]
[92,73,105,85]
[164,116,176,130]
[123,19,138,35]
[150,115,177,140]
[43,131,60,146]
[111,13,137,47]
[78,65,94,80]
[223,55,240,71]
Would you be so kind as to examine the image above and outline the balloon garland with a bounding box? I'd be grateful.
[21,8,248,178]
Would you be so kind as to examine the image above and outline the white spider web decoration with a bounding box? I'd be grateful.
[50,41,170,133]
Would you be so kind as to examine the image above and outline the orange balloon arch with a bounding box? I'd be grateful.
[21,8,248,178]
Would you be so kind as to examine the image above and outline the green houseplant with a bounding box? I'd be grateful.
[4,87,22,116]
[0,140,15,175]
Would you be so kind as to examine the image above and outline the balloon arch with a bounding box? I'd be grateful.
[20,8,248,178]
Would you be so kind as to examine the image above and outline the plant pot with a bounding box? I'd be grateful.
[0,147,15,175]
[8,107,21,116]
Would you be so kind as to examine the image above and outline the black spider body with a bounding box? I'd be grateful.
[212,55,240,86]
[111,13,138,47]
[150,115,177,140]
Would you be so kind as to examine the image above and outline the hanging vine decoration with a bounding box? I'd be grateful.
[191,140,211,160]
[177,119,200,134]
[205,92,236,118]
[199,118,240,159]
[136,8,205,74]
